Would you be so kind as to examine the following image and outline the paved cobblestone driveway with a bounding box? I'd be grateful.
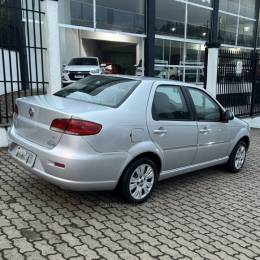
[1,130,260,260]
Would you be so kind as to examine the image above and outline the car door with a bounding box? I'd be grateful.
[147,82,198,171]
[187,87,232,164]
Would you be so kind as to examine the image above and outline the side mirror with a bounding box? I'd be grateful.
[223,110,234,122]
[62,64,66,68]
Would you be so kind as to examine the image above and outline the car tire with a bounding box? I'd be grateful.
[120,158,158,203]
[226,141,247,173]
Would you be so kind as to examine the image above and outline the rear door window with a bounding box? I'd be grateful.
[152,85,191,121]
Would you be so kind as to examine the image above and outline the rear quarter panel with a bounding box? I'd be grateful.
[79,80,155,153]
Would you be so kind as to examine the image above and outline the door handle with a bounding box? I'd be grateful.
[153,128,167,135]
[199,127,211,134]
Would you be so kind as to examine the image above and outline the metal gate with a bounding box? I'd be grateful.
[251,54,260,115]
[0,0,47,126]
[213,48,260,117]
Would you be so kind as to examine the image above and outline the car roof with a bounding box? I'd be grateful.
[105,75,225,110]
[101,74,201,89]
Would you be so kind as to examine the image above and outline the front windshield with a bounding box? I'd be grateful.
[55,76,140,108]
[68,58,98,66]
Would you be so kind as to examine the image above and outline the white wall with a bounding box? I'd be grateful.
[0,128,8,147]
[0,49,19,95]
[0,20,48,96]
[59,27,81,65]
[59,27,145,67]
[82,39,101,57]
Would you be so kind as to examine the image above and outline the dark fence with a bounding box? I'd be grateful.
[0,0,47,126]
[251,54,260,115]
[215,48,260,117]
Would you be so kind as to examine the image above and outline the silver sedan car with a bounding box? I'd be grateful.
[8,75,250,203]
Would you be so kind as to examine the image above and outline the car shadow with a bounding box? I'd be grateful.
[29,163,248,208]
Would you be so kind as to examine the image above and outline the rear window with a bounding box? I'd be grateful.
[55,76,140,108]
[68,58,98,66]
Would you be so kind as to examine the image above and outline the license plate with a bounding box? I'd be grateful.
[74,75,84,79]
[15,146,36,167]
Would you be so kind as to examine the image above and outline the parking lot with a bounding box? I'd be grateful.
[0,129,260,259]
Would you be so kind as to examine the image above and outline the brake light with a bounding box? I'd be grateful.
[14,104,18,115]
[50,118,102,136]
[50,119,69,133]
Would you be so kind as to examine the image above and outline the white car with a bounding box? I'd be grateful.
[62,57,101,86]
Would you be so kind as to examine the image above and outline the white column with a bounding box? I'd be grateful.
[42,0,62,94]
[136,38,145,76]
[0,128,8,148]
[206,48,219,98]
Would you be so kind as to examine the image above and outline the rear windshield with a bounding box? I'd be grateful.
[68,58,98,66]
[55,76,140,108]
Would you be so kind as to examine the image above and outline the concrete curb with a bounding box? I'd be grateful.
[242,117,260,129]
[0,127,8,148]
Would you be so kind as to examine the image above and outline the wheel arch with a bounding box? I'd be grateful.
[238,135,250,150]
[116,150,163,189]
[126,152,162,173]
[229,130,250,157]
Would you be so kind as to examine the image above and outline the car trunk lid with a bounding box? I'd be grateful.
[14,95,108,149]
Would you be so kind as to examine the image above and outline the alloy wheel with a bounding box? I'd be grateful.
[235,145,246,170]
[129,164,155,200]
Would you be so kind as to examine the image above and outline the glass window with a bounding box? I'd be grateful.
[155,39,184,66]
[169,67,184,81]
[257,9,260,48]
[155,0,185,38]
[185,43,204,65]
[152,86,191,121]
[218,13,238,45]
[219,0,239,14]
[163,40,171,66]
[240,0,255,18]
[185,68,205,84]
[154,66,171,80]
[155,39,165,65]
[55,76,140,108]
[154,39,184,81]
[237,18,255,47]
[154,66,184,81]
[59,0,94,27]
[96,0,145,34]
[169,41,184,66]
[188,0,212,7]
[188,88,221,121]
[187,5,211,40]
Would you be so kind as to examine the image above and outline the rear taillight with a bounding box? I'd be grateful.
[50,119,69,133]
[50,118,102,136]
[14,104,18,115]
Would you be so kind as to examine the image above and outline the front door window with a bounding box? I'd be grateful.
[188,87,221,121]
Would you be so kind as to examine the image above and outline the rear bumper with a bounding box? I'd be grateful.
[8,126,129,191]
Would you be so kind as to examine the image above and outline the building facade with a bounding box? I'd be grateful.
[1,0,260,145]
[57,0,259,85]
